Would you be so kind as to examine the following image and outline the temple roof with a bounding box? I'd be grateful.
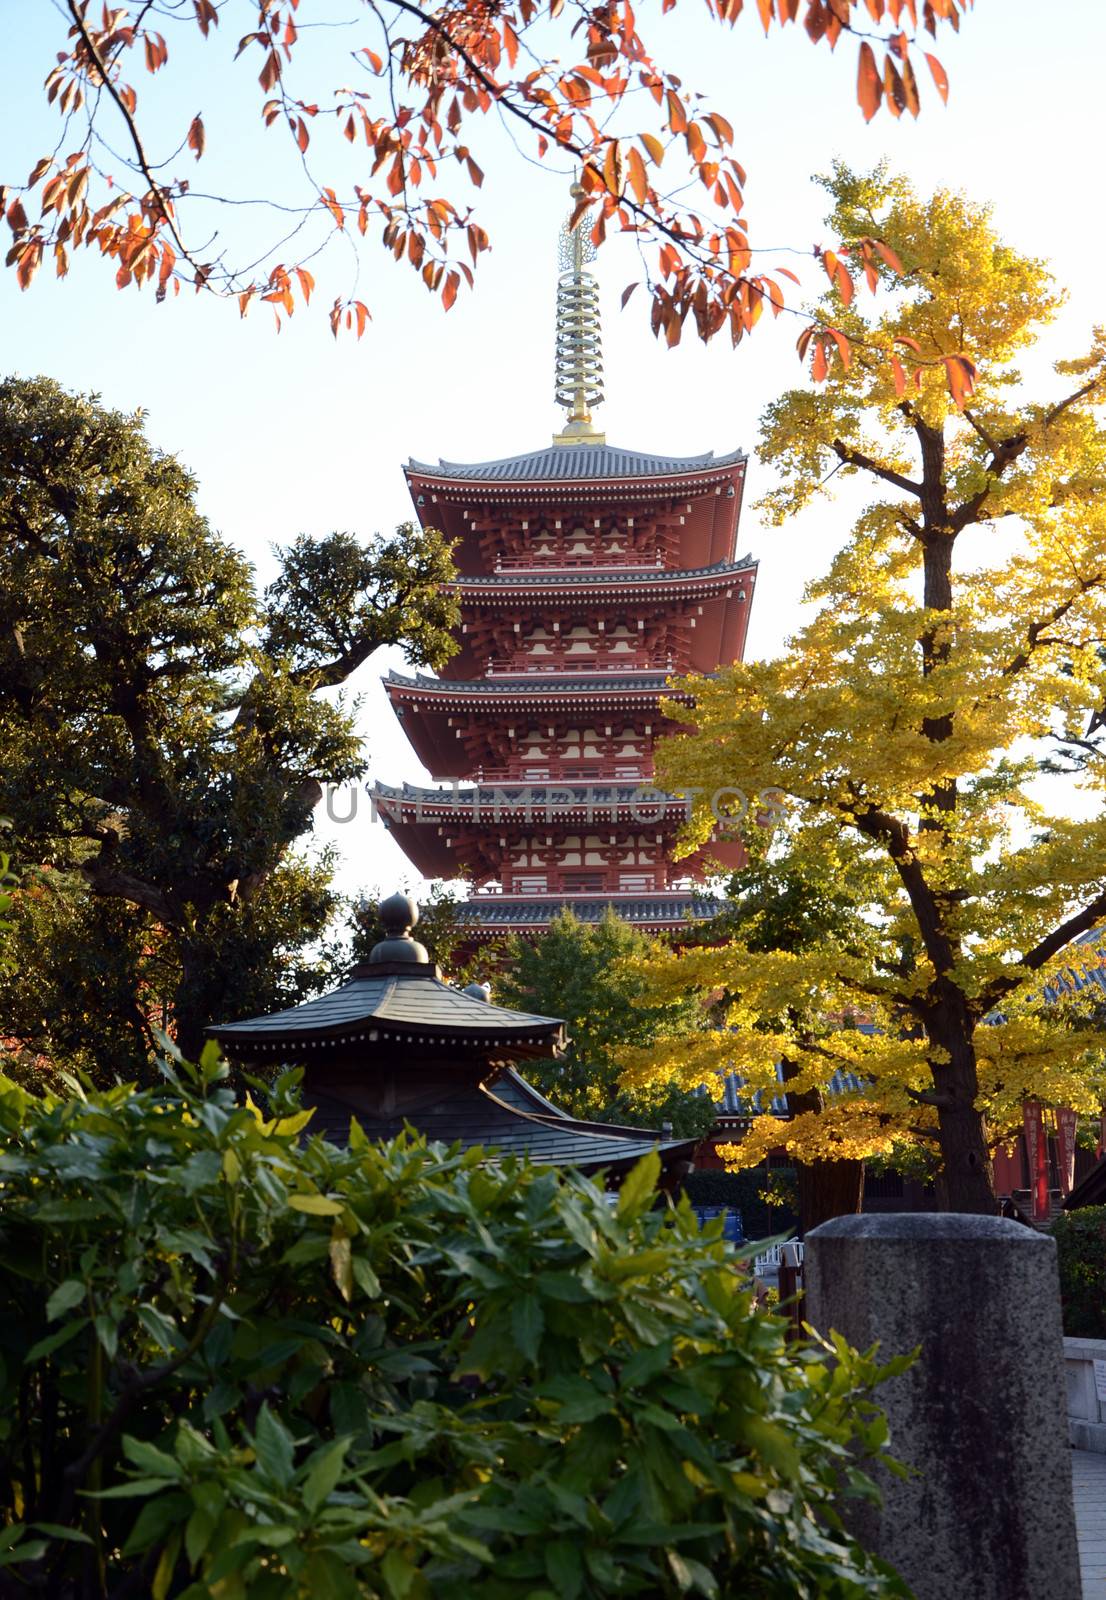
[302,1067,696,1172]
[372,779,692,815]
[209,967,566,1057]
[457,893,725,928]
[407,442,746,484]
[384,669,689,699]
[454,557,755,592]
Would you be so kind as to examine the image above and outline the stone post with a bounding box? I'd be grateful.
[805,1214,1081,1600]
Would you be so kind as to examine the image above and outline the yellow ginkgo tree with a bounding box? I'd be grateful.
[622,165,1106,1214]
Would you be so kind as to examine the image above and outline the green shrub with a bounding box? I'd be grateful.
[1051,1206,1106,1338]
[681,1168,800,1241]
[0,1049,909,1598]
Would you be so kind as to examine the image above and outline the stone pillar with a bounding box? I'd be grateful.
[805,1214,1081,1600]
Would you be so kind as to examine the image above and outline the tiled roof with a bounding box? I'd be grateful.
[384,669,681,697]
[458,894,725,927]
[372,780,692,815]
[209,970,564,1047]
[301,1078,696,1171]
[455,557,755,590]
[407,443,746,483]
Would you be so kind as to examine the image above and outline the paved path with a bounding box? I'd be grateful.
[1074,1449,1106,1597]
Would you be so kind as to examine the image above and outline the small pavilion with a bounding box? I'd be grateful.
[208,893,697,1178]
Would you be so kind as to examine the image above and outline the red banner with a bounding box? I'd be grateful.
[1023,1100,1050,1222]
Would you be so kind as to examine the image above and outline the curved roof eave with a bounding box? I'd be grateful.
[406,441,747,486]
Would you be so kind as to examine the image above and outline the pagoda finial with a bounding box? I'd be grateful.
[553,179,606,447]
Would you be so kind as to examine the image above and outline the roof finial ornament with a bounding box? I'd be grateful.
[362,891,431,966]
[553,178,606,447]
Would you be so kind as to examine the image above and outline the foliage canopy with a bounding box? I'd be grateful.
[0,376,459,1066]
[3,0,970,395]
[495,910,718,1139]
[0,1051,908,1598]
[624,166,1106,1212]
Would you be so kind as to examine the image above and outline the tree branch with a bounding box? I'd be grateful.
[831,439,922,497]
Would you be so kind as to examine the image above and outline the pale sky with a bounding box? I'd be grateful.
[3,0,1103,903]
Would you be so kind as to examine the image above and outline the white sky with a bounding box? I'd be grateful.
[3,1,1103,903]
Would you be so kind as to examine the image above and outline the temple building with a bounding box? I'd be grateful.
[209,893,697,1177]
[374,189,756,943]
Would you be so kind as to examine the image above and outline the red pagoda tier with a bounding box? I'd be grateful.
[373,192,757,943]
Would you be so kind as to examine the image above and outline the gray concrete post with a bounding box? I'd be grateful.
[805,1214,1081,1600]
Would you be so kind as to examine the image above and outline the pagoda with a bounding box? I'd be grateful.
[374,188,757,943]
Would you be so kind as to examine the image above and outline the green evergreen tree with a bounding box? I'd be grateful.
[0,376,459,1065]
[495,910,717,1139]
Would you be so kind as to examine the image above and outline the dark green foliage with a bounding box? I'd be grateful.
[1051,1207,1106,1339]
[495,910,717,1139]
[681,1168,800,1241]
[0,1055,909,1598]
[0,376,460,1063]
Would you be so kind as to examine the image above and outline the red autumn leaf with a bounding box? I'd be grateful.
[295,266,314,303]
[895,334,922,353]
[834,259,854,307]
[925,51,949,103]
[187,115,205,160]
[901,54,921,116]
[811,338,828,382]
[627,147,648,203]
[943,353,978,409]
[442,272,459,311]
[796,324,814,360]
[890,354,907,396]
[857,42,882,121]
[827,325,851,367]
[874,239,905,275]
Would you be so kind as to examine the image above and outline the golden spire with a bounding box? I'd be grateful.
[553,181,605,446]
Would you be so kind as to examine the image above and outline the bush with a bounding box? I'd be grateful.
[1051,1206,1106,1338]
[681,1168,800,1242]
[0,1050,909,1599]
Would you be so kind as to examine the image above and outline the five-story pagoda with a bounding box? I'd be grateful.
[374,190,757,943]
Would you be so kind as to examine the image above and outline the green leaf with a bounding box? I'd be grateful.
[329,1234,353,1301]
[620,1337,672,1391]
[46,1279,86,1322]
[29,1522,93,1545]
[288,1193,344,1216]
[122,1492,191,1556]
[511,1293,544,1363]
[253,1403,295,1488]
[351,1257,381,1298]
[302,1437,351,1514]
[0,1539,48,1568]
[94,1314,118,1362]
[122,1436,184,1478]
[617,1151,661,1221]
[544,1538,584,1599]
[25,1318,89,1363]
[382,1547,417,1598]
[667,1550,719,1597]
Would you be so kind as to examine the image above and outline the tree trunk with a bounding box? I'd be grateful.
[928,997,996,1214]
[173,947,210,1064]
[782,1057,866,1231]
[796,1158,865,1233]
